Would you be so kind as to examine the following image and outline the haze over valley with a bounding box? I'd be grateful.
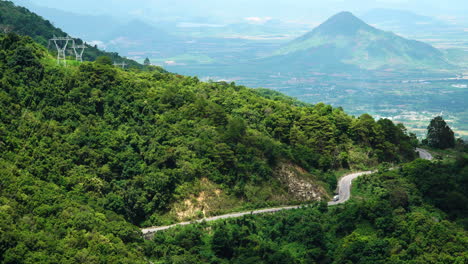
[1,1,467,263]
[11,0,468,138]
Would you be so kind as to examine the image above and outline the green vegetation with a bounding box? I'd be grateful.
[1,5,465,262]
[0,33,423,262]
[0,0,63,46]
[0,0,141,68]
[425,116,456,149]
[166,12,467,140]
[143,157,468,263]
[399,159,468,228]
[95,55,113,66]
[0,2,466,263]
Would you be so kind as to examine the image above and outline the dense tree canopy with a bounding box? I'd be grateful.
[144,159,468,263]
[0,33,425,262]
[401,158,468,227]
[0,0,145,68]
[426,116,455,149]
[0,0,466,262]
[95,55,113,66]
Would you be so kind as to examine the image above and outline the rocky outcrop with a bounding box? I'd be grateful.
[274,163,328,201]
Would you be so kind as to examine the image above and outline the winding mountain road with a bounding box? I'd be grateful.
[141,149,433,238]
[416,148,433,160]
[327,171,374,205]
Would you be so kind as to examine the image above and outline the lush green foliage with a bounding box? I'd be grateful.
[95,55,117,67]
[0,33,147,264]
[144,162,468,263]
[0,0,63,46]
[0,34,422,262]
[401,158,468,228]
[0,0,143,68]
[0,3,465,263]
[426,116,456,149]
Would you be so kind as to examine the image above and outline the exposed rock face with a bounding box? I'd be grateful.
[274,163,328,201]
[170,178,237,221]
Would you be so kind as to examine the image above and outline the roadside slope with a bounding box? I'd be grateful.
[141,149,433,237]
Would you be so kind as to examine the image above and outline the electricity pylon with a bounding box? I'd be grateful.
[71,41,87,62]
[49,36,74,65]
[113,62,127,69]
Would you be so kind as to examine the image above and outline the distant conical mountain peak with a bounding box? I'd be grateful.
[330,11,359,20]
[313,11,374,36]
[271,11,450,71]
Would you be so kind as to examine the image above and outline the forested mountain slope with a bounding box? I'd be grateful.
[0,33,422,262]
[0,0,141,67]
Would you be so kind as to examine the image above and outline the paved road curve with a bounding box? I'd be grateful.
[416,148,433,160]
[141,205,304,237]
[141,149,433,238]
[327,171,373,205]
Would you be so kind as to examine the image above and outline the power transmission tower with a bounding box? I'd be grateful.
[113,62,127,69]
[71,41,87,62]
[49,36,73,65]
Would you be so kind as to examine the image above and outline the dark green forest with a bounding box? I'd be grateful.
[0,2,467,261]
[0,32,428,262]
[426,116,456,149]
[0,0,142,68]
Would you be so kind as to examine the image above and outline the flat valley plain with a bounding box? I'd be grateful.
[271,76,468,138]
[136,19,468,139]
[165,60,468,139]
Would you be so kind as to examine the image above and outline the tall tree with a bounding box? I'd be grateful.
[144,57,151,66]
[426,116,455,149]
[95,55,113,65]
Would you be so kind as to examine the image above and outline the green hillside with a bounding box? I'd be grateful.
[143,158,468,263]
[1,3,466,263]
[0,0,141,68]
[0,33,423,262]
[272,12,454,72]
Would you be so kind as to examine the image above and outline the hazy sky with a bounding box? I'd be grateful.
[13,0,468,23]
